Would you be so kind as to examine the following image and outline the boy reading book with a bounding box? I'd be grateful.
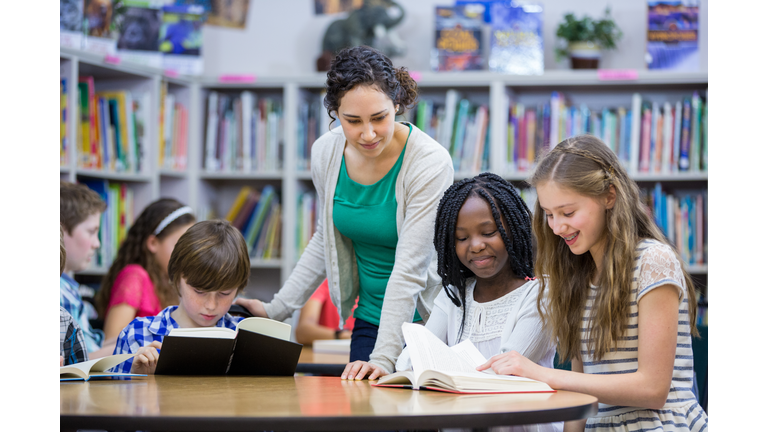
[111,219,251,374]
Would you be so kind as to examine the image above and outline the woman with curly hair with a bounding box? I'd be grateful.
[236,45,453,379]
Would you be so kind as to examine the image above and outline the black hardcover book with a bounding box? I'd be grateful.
[154,317,302,376]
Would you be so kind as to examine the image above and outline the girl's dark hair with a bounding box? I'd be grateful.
[96,198,196,317]
[324,45,418,128]
[433,172,535,339]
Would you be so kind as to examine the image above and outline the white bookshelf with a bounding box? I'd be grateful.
[61,48,708,299]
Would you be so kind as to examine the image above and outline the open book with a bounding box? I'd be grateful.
[60,353,145,381]
[154,317,303,376]
[373,323,554,394]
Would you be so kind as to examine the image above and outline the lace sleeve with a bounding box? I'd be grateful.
[636,242,686,302]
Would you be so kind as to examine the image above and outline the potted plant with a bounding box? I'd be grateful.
[555,8,623,69]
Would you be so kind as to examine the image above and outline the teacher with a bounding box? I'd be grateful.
[236,45,453,379]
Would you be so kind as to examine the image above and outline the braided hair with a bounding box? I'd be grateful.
[433,172,534,338]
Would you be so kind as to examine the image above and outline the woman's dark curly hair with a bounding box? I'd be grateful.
[324,45,418,128]
[433,173,535,338]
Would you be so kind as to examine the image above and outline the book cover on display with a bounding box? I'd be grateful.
[117,5,164,68]
[160,4,205,75]
[432,5,485,71]
[646,0,700,71]
[489,1,544,75]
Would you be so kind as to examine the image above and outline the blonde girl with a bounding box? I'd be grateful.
[477,135,707,432]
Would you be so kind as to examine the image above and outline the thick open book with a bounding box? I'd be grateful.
[373,323,554,394]
[154,317,303,376]
[60,353,145,381]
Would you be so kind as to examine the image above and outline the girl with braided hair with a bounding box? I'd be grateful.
[96,198,195,340]
[477,135,707,432]
[395,173,560,432]
[235,45,454,380]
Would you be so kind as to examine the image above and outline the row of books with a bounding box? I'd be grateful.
[204,91,284,173]
[297,93,325,171]
[223,185,282,260]
[407,90,491,173]
[79,179,135,269]
[641,184,707,266]
[158,83,189,171]
[296,191,317,257]
[76,76,148,173]
[61,80,68,166]
[505,91,708,174]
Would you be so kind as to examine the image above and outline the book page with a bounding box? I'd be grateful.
[401,323,479,378]
[449,340,497,375]
[167,327,235,339]
[60,353,137,379]
[236,317,291,340]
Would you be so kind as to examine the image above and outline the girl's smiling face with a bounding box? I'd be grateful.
[454,196,514,282]
[536,181,615,268]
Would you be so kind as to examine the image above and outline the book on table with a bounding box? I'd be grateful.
[312,338,351,355]
[154,317,302,376]
[373,323,554,394]
[60,353,145,381]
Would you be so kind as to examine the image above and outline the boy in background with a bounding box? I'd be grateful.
[60,181,115,358]
[60,224,87,366]
[111,220,251,374]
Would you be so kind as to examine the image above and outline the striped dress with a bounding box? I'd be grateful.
[582,239,708,431]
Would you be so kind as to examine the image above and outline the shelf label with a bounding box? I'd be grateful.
[164,69,180,78]
[218,74,256,83]
[104,54,121,65]
[409,71,422,82]
[597,69,638,81]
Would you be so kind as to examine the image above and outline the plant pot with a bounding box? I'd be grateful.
[568,41,601,69]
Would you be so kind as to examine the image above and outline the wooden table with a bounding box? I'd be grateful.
[61,375,598,431]
[296,346,349,376]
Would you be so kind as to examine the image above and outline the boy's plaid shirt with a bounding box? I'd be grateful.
[111,305,243,373]
[60,274,103,353]
[60,307,88,365]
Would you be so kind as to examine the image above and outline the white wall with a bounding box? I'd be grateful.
[202,0,707,75]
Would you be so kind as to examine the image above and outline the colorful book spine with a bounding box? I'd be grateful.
[679,98,692,171]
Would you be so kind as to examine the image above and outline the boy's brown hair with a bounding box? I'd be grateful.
[60,181,107,234]
[60,224,66,275]
[168,219,250,295]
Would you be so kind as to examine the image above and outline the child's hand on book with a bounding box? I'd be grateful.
[233,297,268,318]
[341,360,386,381]
[476,350,538,379]
[131,341,163,375]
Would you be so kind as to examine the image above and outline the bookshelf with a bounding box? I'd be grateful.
[60,47,708,304]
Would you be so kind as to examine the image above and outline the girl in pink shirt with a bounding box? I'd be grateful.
[95,199,196,340]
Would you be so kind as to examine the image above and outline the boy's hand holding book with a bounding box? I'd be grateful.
[131,341,163,375]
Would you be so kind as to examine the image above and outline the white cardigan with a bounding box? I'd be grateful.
[396,279,556,372]
[263,122,454,373]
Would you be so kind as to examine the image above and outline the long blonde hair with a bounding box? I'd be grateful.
[530,135,698,362]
